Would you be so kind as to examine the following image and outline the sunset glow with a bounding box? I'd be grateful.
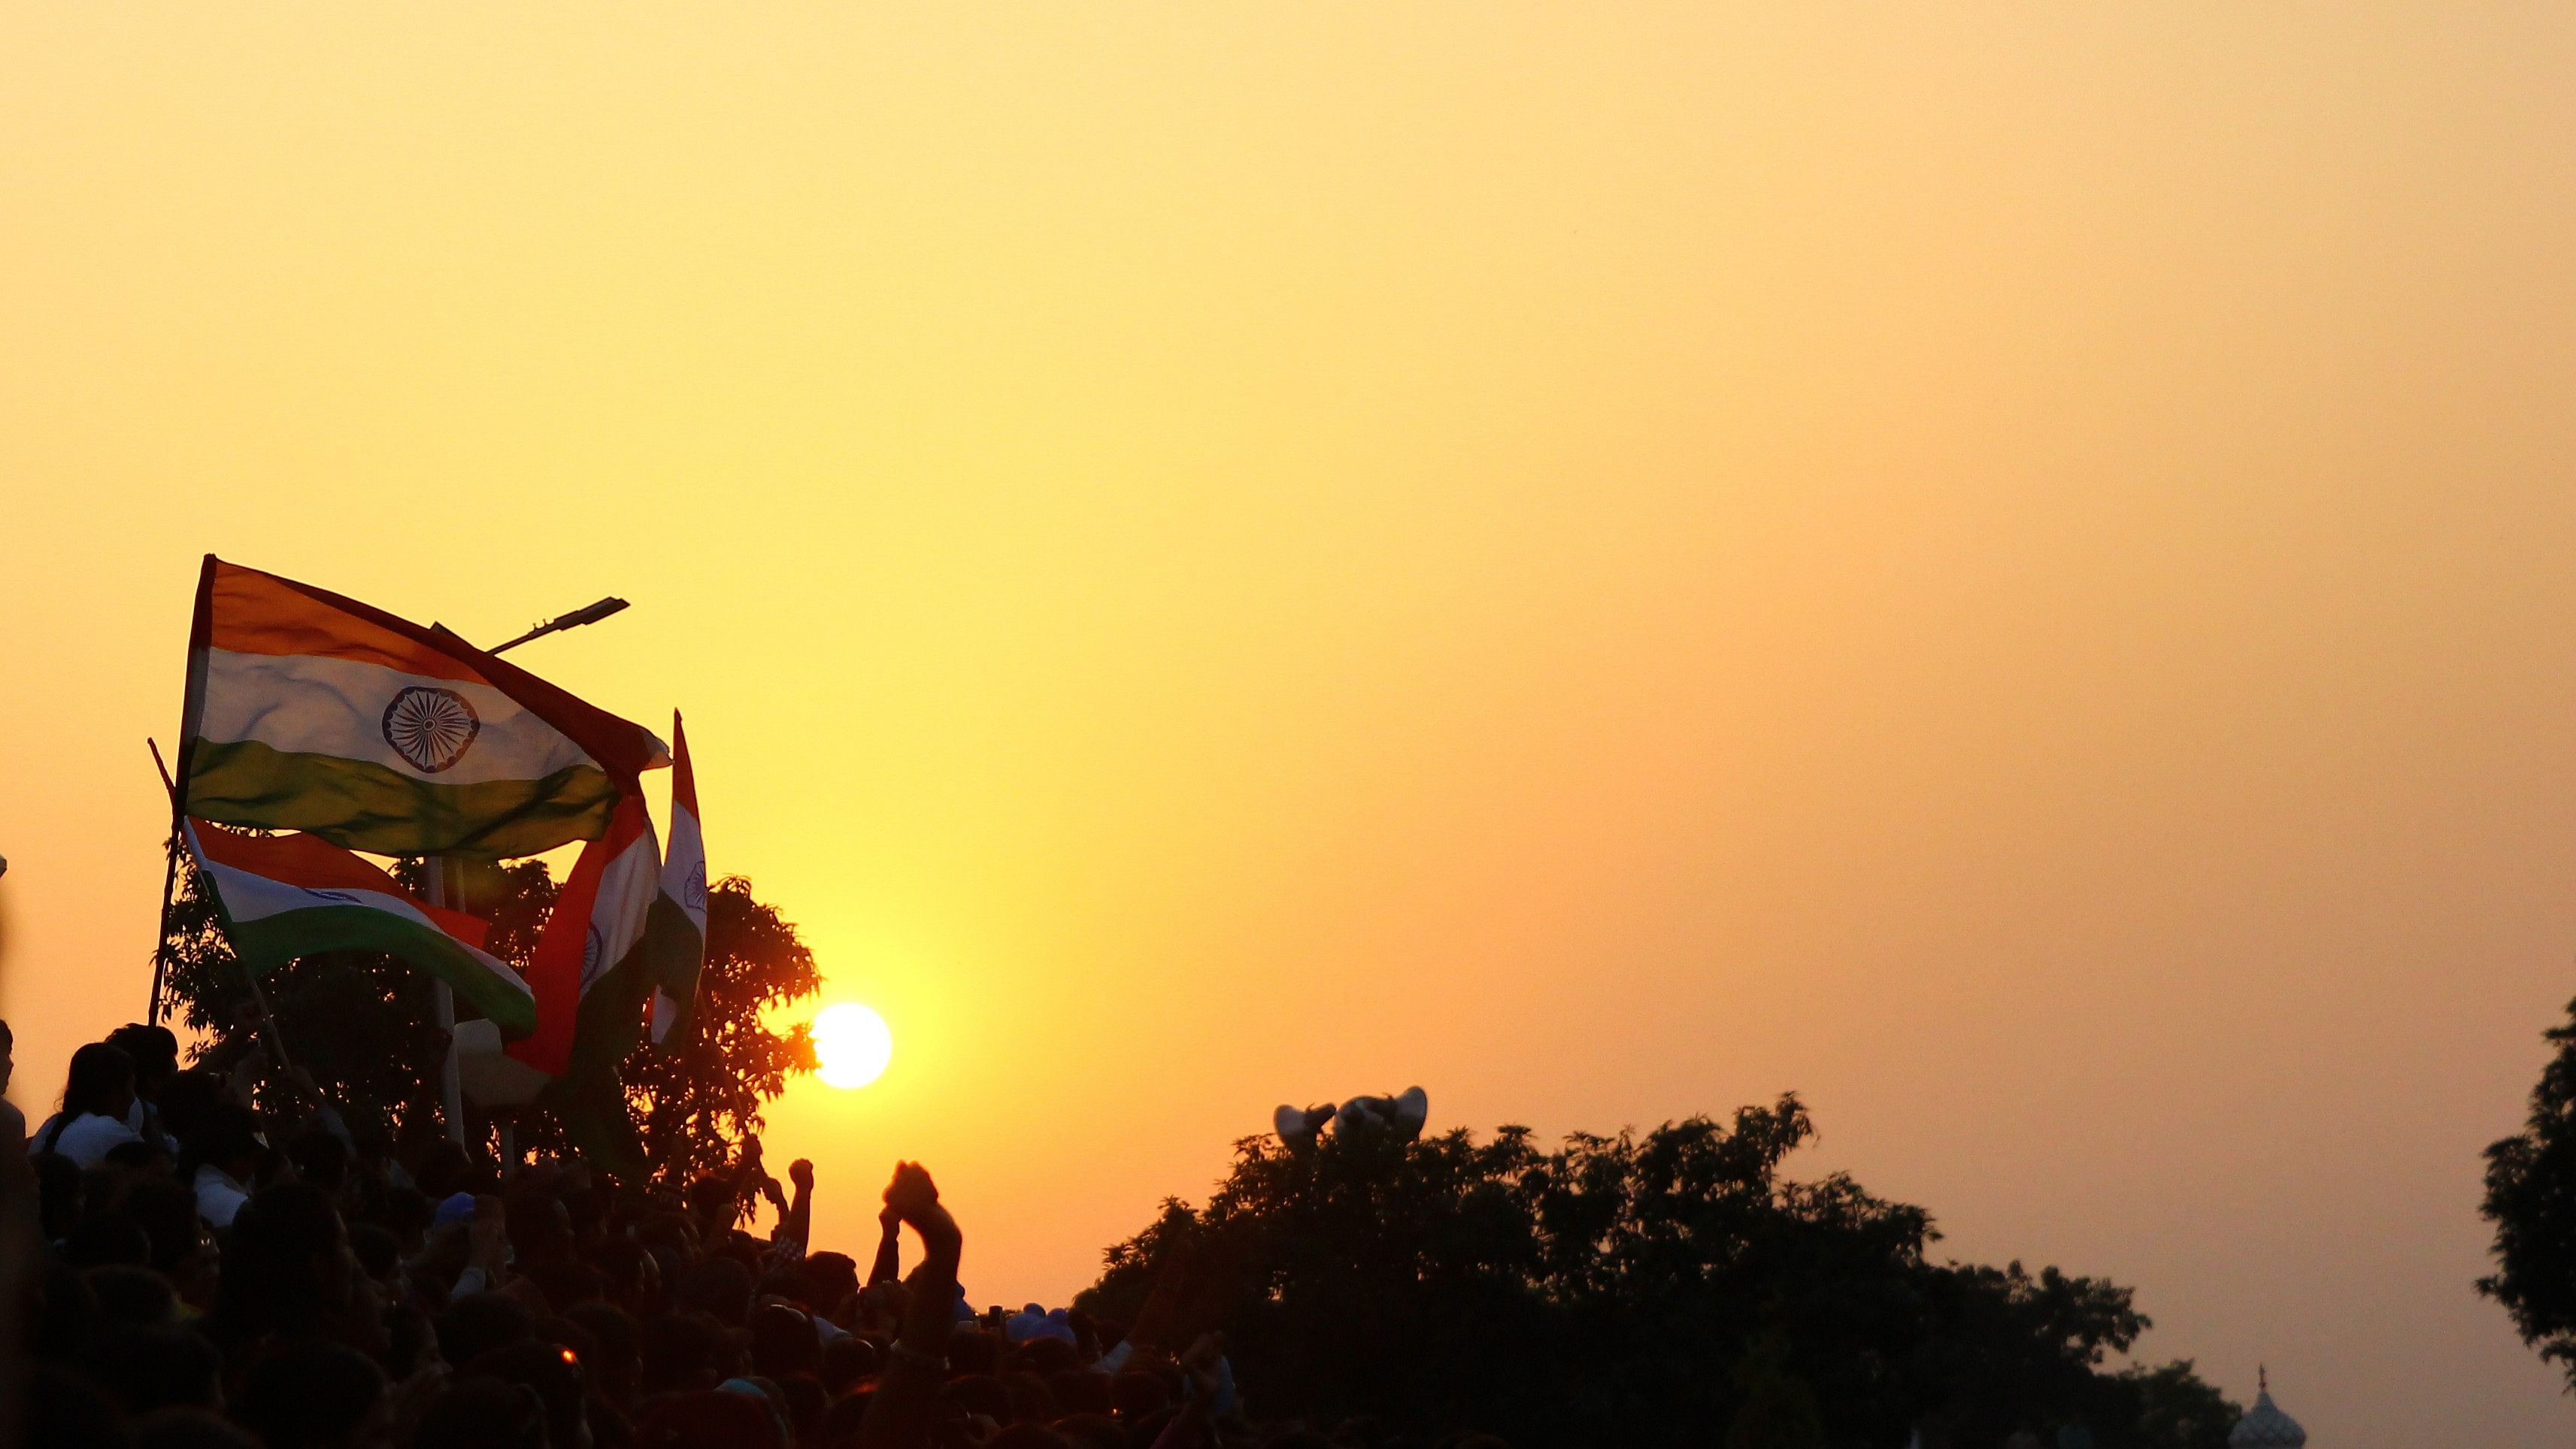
[5,8,2576,1443]
[813,1002,893,1090]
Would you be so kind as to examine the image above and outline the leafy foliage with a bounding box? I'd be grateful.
[161,846,816,1178]
[624,877,820,1179]
[2481,996,2576,1385]
[1079,1098,2235,1449]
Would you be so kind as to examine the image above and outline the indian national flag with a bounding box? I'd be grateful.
[183,818,536,1036]
[179,556,668,858]
[647,714,707,1044]
[508,791,660,1077]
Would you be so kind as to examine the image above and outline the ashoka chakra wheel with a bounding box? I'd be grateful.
[382,687,482,773]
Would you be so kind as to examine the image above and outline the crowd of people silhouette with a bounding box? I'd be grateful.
[5,1019,1424,1449]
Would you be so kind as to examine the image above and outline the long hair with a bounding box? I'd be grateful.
[41,1042,135,1154]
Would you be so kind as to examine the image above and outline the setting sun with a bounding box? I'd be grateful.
[812,1002,893,1090]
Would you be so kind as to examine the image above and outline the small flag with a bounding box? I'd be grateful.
[179,556,667,858]
[647,714,707,1044]
[182,819,535,1035]
[508,792,659,1078]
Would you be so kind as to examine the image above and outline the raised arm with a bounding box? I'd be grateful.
[1147,1333,1229,1449]
[857,1161,962,1449]
[783,1156,814,1250]
[867,1202,902,1287]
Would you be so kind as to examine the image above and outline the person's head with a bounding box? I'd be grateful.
[380,1184,434,1251]
[821,1390,876,1447]
[66,1211,152,1269]
[528,1258,605,1314]
[635,1389,784,1449]
[412,1137,498,1199]
[79,1323,223,1414]
[776,1372,828,1444]
[674,1256,754,1326]
[58,1041,138,1124]
[105,1023,182,1102]
[1002,1372,1059,1426]
[683,1173,741,1233]
[506,1184,577,1266]
[108,1137,176,1175]
[797,1251,859,1316]
[465,1339,595,1449]
[416,1378,550,1449]
[385,1303,443,1381]
[945,1375,1009,1420]
[819,1335,877,1395]
[1011,1336,1079,1375]
[219,1181,380,1353]
[0,1017,15,1097]
[1050,1371,1114,1417]
[234,1339,388,1449]
[183,1102,265,1184]
[348,1223,402,1288]
[83,1263,178,1326]
[638,1311,735,1394]
[586,1237,657,1313]
[287,1123,351,1193]
[33,1257,101,1360]
[747,1303,820,1378]
[565,1301,641,1408]
[436,1291,537,1368]
[27,1362,125,1449]
[124,1178,215,1293]
[156,1069,229,1145]
[947,1326,1002,1377]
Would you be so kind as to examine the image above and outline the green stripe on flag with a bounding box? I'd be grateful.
[538,944,659,1177]
[188,738,618,857]
[229,905,537,1035]
[644,893,705,1035]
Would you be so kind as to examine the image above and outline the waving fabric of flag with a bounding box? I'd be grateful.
[508,791,659,1078]
[178,556,668,858]
[182,818,536,1035]
[647,713,707,1044]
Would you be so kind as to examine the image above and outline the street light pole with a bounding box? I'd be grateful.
[429,594,632,1144]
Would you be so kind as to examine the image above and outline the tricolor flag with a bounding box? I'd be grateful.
[508,792,659,1078]
[647,714,707,1044]
[182,819,535,1035]
[179,556,668,858]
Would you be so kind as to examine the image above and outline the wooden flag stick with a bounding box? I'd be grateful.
[149,739,295,1071]
[146,739,183,1026]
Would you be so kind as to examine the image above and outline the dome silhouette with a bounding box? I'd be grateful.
[2228,1368,2306,1449]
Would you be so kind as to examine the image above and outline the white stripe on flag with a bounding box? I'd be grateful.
[192,647,603,785]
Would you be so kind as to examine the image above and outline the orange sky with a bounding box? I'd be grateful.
[7,6,2576,1442]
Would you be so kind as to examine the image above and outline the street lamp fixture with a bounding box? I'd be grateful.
[489,597,631,656]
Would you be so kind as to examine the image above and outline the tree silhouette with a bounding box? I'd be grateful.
[2481,996,2576,1387]
[1079,1098,2236,1448]
[161,847,816,1177]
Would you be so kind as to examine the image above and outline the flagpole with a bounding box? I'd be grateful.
[424,859,468,1146]
[426,605,618,1150]
[145,739,186,1026]
[146,742,183,1026]
[151,739,302,1072]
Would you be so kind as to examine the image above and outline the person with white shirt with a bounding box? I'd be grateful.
[26,1041,144,1170]
[188,1100,267,1230]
